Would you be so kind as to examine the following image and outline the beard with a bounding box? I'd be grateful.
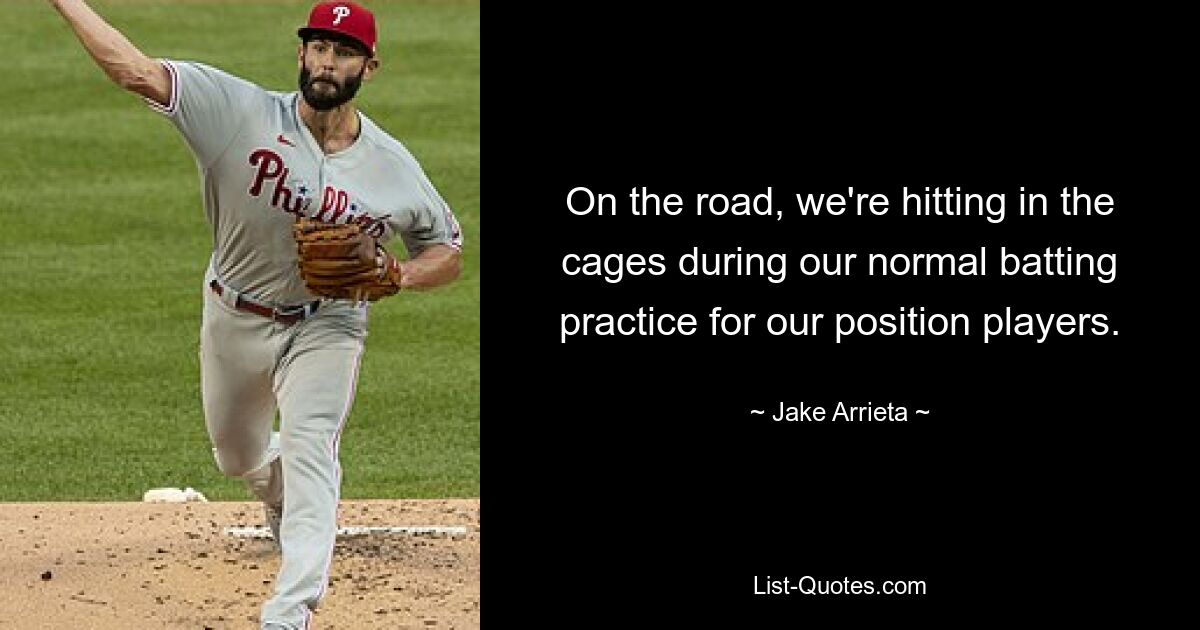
[299,63,365,111]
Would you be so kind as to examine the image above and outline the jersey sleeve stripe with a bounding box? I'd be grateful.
[446,207,464,251]
[143,59,179,116]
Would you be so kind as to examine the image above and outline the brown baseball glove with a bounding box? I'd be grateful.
[293,218,402,301]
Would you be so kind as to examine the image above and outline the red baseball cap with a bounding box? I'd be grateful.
[298,1,377,57]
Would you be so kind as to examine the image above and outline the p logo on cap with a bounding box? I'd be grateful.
[298,1,377,56]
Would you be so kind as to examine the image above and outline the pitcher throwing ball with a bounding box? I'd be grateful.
[47,1,464,627]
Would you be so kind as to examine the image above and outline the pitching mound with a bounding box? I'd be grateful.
[0,500,479,629]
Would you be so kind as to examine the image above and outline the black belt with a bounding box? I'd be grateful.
[209,280,320,326]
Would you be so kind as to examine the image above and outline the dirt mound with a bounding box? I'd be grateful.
[0,500,479,629]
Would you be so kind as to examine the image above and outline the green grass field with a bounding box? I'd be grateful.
[0,1,480,501]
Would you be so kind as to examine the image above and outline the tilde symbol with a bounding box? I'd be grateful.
[332,6,351,25]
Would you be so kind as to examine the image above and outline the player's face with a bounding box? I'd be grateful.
[298,39,377,111]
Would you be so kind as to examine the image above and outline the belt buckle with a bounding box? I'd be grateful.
[275,301,317,324]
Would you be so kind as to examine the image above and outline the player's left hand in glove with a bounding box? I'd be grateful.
[293,217,403,301]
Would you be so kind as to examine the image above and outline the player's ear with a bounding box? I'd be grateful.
[363,58,380,82]
[297,44,306,69]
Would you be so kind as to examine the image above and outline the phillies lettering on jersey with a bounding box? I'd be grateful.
[248,148,388,237]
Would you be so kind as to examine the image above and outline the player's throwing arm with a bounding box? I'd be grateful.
[47,0,171,106]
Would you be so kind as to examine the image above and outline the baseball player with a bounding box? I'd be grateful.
[47,1,464,628]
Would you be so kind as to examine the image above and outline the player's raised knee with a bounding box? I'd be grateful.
[211,446,266,478]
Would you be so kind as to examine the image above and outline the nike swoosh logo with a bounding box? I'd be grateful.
[277,134,295,147]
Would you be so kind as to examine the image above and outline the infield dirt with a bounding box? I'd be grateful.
[0,500,479,629]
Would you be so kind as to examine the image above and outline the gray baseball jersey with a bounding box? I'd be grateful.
[148,59,463,305]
